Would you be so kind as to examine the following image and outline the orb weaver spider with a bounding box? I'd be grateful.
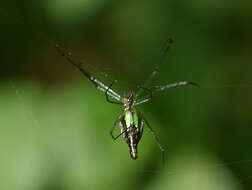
[56,38,198,164]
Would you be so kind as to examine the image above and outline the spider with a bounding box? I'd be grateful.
[55,38,198,164]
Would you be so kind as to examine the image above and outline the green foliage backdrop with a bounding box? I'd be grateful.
[0,0,252,189]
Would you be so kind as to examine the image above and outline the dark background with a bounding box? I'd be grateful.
[0,0,252,189]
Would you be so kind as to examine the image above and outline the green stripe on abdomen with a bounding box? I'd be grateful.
[125,111,138,128]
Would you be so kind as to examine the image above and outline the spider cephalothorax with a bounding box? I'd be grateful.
[124,90,135,109]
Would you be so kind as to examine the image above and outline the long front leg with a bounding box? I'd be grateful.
[135,81,199,106]
[153,81,199,94]
[136,38,173,98]
[55,44,122,102]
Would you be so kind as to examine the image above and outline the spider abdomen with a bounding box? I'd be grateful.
[120,110,144,159]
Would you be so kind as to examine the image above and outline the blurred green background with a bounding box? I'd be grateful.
[0,0,252,189]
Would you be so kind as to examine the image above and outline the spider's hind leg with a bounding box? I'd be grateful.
[140,113,165,166]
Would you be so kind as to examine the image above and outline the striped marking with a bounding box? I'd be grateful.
[125,111,138,128]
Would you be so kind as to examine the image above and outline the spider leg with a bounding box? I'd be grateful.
[97,86,122,102]
[135,97,151,106]
[135,85,153,106]
[105,80,123,105]
[141,113,165,167]
[153,81,199,94]
[136,38,173,98]
[112,128,128,140]
[136,81,198,106]
[55,44,122,102]
[110,115,125,140]
[137,85,153,100]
